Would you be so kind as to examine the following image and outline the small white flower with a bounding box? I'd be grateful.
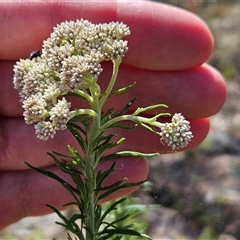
[22,94,48,124]
[102,21,130,40]
[13,59,36,91]
[42,82,62,102]
[159,113,193,151]
[42,44,75,71]
[34,121,56,140]
[60,55,88,91]
[49,97,71,130]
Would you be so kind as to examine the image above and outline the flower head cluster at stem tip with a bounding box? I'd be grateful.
[13,19,130,140]
[159,113,193,151]
[13,19,193,151]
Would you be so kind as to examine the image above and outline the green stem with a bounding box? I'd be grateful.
[99,114,165,134]
[69,109,97,120]
[99,58,122,107]
[83,58,127,239]
[84,86,101,240]
[84,152,97,239]
[74,89,93,104]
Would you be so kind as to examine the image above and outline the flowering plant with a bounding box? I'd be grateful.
[13,19,193,240]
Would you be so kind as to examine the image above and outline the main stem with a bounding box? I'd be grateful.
[83,59,122,239]
[84,87,101,240]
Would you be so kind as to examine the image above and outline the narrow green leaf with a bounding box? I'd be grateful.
[67,146,85,167]
[100,198,127,223]
[68,213,86,224]
[67,125,87,152]
[116,151,159,158]
[95,162,115,191]
[98,180,146,200]
[93,134,116,151]
[97,234,118,240]
[47,204,85,238]
[98,228,152,239]
[71,174,86,198]
[107,82,136,99]
[97,177,125,191]
[25,162,79,195]
[47,153,83,176]
[94,204,103,230]
[49,151,74,159]
[139,122,156,133]
[118,97,137,115]
[67,233,74,240]
[62,201,80,208]
[96,143,119,162]
[101,214,130,230]
[46,204,69,225]
[101,108,118,125]
[133,104,168,115]
[97,179,126,200]
[98,153,121,162]
[101,108,114,119]
[67,121,86,135]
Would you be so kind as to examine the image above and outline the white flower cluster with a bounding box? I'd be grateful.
[13,19,130,140]
[159,113,193,151]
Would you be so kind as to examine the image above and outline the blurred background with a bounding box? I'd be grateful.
[1,1,240,239]
[143,1,240,239]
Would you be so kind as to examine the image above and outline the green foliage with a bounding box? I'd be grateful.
[17,19,192,240]
[198,227,220,240]
[25,108,154,240]
[101,198,152,240]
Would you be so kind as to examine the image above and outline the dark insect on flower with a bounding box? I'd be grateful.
[30,50,42,60]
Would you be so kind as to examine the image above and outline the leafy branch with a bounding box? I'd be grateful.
[14,19,193,240]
